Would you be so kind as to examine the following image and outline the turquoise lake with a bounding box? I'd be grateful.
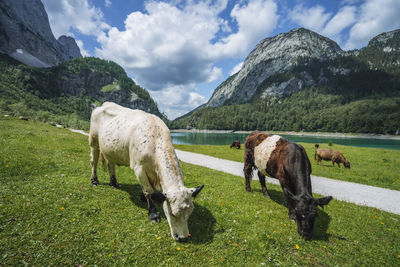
[171,132,400,150]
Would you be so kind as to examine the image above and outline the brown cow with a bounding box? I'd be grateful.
[244,132,332,239]
[230,140,241,149]
[315,148,350,168]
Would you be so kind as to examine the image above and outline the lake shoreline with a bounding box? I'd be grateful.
[171,129,400,140]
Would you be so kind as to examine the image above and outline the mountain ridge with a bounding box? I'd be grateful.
[172,28,400,134]
[0,0,82,67]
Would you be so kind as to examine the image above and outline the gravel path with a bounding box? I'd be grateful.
[176,149,400,215]
[67,129,400,215]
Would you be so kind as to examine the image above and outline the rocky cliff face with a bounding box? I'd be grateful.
[57,36,82,60]
[207,28,344,107]
[0,0,81,67]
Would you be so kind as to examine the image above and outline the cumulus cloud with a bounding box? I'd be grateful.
[344,0,400,49]
[42,0,110,40]
[149,85,207,119]
[290,0,400,50]
[75,40,90,57]
[94,0,278,116]
[289,4,331,32]
[230,62,243,76]
[322,6,357,43]
[105,0,112,8]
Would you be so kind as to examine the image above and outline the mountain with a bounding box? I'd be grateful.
[0,54,165,129]
[0,0,81,67]
[207,28,343,107]
[172,28,400,134]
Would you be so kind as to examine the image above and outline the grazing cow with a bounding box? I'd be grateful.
[315,148,350,168]
[230,140,241,149]
[89,102,204,242]
[244,132,332,239]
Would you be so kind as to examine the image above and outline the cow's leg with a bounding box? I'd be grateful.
[257,171,270,197]
[133,165,161,223]
[281,186,296,220]
[108,162,119,188]
[243,163,253,193]
[278,170,296,221]
[90,146,100,186]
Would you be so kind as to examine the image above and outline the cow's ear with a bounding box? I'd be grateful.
[315,196,333,207]
[150,192,167,203]
[188,185,204,198]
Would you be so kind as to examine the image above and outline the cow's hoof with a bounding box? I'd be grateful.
[91,178,99,186]
[140,193,147,203]
[149,213,161,223]
[263,192,270,198]
[246,188,252,193]
[110,182,120,188]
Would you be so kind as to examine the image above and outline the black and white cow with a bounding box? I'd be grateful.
[244,132,332,239]
[89,102,204,241]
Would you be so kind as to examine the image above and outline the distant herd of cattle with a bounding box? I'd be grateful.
[89,102,351,241]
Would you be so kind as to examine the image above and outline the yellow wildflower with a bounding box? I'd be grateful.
[295,244,300,250]
[5,165,8,167]
[221,257,225,261]
[60,207,65,210]
[234,243,238,247]
[283,224,287,226]
[177,247,181,251]
[323,246,327,249]
[157,236,161,240]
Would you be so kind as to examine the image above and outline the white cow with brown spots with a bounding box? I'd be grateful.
[89,102,204,241]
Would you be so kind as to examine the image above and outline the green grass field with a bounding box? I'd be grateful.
[174,142,400,191]
[1,117,400,265]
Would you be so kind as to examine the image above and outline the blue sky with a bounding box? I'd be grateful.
[41,0,400,119]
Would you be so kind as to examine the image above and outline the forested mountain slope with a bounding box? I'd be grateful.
[172,29,400,134]
[0,54,164,130]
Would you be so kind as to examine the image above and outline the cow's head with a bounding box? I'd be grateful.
[151,185,204,242]
[344,160,351,169]
[284,189,332,240]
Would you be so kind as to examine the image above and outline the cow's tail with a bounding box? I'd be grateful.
[100,152,108,170]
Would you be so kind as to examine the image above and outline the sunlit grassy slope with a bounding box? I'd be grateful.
[1,117,399,265]
[174,142,400,191]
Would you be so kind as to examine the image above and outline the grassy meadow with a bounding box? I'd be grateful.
[174,142,400,191]
[1,117,400,266]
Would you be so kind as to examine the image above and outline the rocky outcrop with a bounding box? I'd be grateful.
[207,28,344,107]
[57,36,82,60]
[0,0,81,67]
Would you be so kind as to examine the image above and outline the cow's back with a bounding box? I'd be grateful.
[316,149,333,160]
[89,102,169,167]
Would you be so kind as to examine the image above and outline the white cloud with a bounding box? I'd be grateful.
[344,0,400,49]
[230,62,243,76]
[42,0,110,40]
[213,0,279,57]
[95,0,279,116]
[105,0,112,8]
[149,85,207,120]
[322,6,357,43]
[289,4,332,32]
[75,40,90,57]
